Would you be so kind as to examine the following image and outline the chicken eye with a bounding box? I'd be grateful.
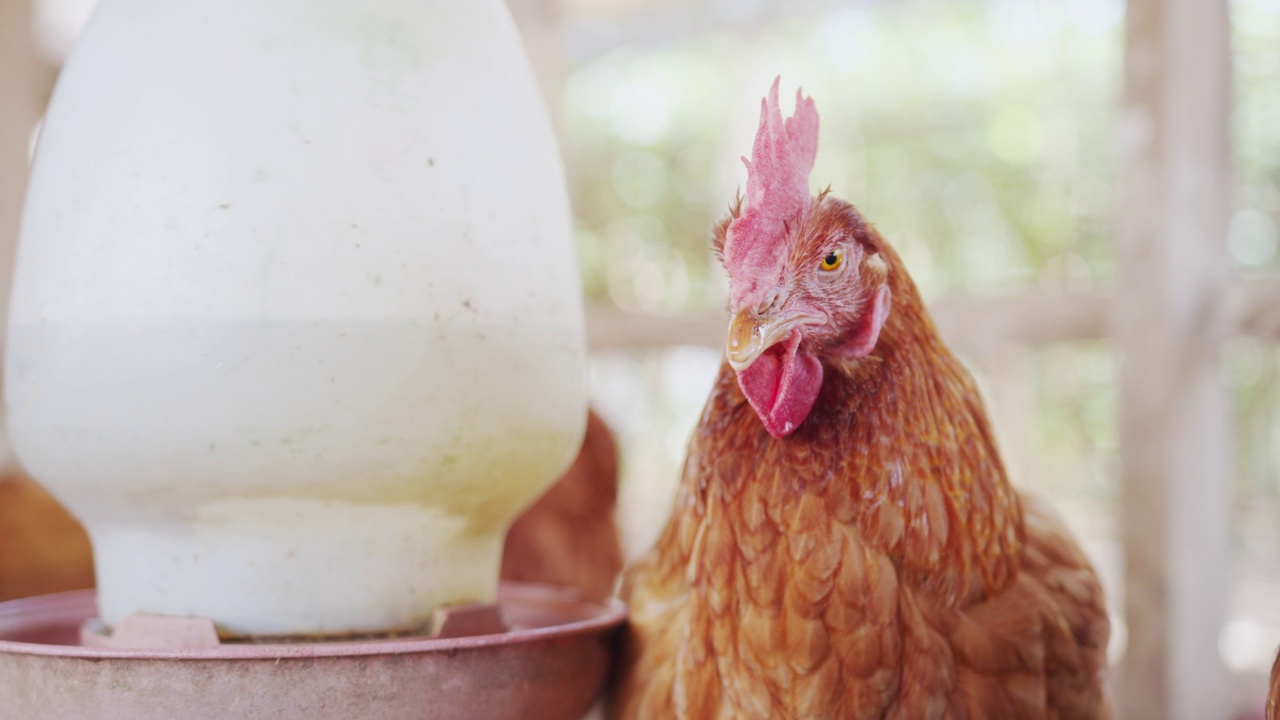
[819,250,843,272]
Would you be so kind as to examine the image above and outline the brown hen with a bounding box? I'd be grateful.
[608,79,1109,719]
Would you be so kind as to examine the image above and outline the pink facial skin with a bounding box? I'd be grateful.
[721,79,892,439]
[736,330,824,439]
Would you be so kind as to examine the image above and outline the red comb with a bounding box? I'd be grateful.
[724,77,819,306]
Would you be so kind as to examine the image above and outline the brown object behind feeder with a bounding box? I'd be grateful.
[502,410,623,601]
[0,471,94,601]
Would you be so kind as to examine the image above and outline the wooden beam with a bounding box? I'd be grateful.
[926,292,1110,359]
[1113,0,1234,718]
[587,278,1280,355]
[585,305,726,353]
[588,292,1114,357]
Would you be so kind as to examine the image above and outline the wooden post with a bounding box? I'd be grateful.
[505,0,567,123]
[1113,0,1234,718]
[0,0,44,472]
[0,0,40,335]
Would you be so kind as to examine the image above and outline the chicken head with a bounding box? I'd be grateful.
[716,78,891,439]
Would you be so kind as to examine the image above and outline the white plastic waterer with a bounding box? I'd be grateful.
[6,0,588,639]
[0,1,624,717]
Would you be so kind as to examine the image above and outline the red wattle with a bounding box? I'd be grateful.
[735,332,823,439]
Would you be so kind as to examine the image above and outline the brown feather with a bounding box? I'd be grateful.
[608,208,1110,719]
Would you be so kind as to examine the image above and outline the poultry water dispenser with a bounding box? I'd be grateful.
[0,0,624,717]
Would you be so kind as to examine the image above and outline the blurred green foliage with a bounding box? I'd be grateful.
[1234,0,1280,276]
[1232,0,1280,514]
[567,0,1280,557]
[561,0,1124,312]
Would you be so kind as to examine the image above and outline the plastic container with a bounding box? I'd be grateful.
[6,0,587,637]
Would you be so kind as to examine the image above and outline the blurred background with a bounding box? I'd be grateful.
[0,0,1277,717]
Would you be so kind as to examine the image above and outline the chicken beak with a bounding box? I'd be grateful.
[726,311,801,372]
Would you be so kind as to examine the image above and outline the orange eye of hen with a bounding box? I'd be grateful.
[820,250,843,272]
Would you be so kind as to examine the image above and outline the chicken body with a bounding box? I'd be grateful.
[609,82,1108,719]
[612,313,1109,718]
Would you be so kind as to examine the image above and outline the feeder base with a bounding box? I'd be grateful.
[0,582,625,720]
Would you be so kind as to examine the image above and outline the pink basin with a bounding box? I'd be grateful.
[0,583,625,720]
